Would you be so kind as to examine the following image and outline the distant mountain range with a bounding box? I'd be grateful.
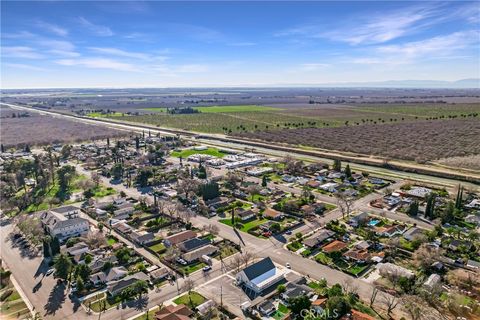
[274,78,480,89]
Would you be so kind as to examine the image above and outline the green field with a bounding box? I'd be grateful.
[88,112,124,118]
[170,147,226,158]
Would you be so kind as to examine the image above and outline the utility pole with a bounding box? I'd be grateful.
[220,285,223,308]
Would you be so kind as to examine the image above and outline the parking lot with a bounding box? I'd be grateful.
[197,274,250,317]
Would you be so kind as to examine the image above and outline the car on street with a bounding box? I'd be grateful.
[286,262,291,269]
[202,265,212,272]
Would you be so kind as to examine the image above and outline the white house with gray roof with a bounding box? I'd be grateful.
[236,257,286,296]
[40,206,89,240]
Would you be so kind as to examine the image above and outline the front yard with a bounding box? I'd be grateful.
[173,291,206,308]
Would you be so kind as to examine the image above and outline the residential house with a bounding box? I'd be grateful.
[375,225,405,238]
[106,266,128,282]
[281,281,313,301]
[263,208,283,220]
[177,237,210,253]
[340,309,375,320]
[343,249,370,264]
[89,256,118,273]
[149,267,170,283]
[236,257,285,296]
[465,214,480,226]
[423,274,441,291]
[403,227,424,242]
[378,263,415,279]
[196,300,217,317]
[130,231,155,246]
[62,241,90,257]
[182,244,217,263]
[354,240,370,251]
[465,199,480,209]
[164,230,197,247]
[348,212,369,227]
[257,300,276,316]
[319,182,338,192]
[236,208,256,221]
[301,203,326,216]
[40,206,89,240]
[405,187,432,199]
[448,239,473,252]
[303,229,336,248]
[107,271,149,296]
[112,221,133,235]
[322,240,348,253]
[90,272,107,286]
[205,197,232,210]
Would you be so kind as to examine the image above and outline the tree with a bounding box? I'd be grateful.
[111,163,123,180]
[333,159,342,172]
[413,243,443,271]
[182,278,195,307]
[407,201,419,217]
[53,253,73,281]
[73,261,91,282]
[199,181,219,201]
[136,167,153,187]
[261,175,267,187]
[370,286,379,307]
[132,280,149,298]
[288,295,312,317]
[76,276,85,292]
[336,192,354,219]
[246,184,261,202]
[326,296,350,318]
[424,193,437,219]
[344,164,352,178]
[277,284,286,294]
[455,184,463,209]
[442,201,455,224]
[91,172,100,187]
[382,293,399,316]
[57,165,76,194]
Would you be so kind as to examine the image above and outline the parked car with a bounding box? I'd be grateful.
[176,257,187,265]
[46,269,55,276]
[202,265,212,272]
[286,263,291,269]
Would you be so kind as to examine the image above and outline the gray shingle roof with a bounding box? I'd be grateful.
[242,257,275,281]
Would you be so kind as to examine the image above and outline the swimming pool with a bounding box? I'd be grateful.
[368,219,380,226]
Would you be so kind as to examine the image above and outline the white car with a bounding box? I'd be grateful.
[46,269,55,276]
[286,263,291,269]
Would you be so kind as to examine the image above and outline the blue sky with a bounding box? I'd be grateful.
[1,1,479,88]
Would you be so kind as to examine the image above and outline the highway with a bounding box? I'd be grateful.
[2,102,479,191]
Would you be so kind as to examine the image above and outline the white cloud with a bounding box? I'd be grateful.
[36,21,68,37]
[88,47,151,60]
[229,42,256,47]
[277,2,480,45]
[2,63,47,71]
[77,17,114,36]
[55,58,138,72]
[300,63,329,71]
[2,46,44,59]
[351,30,479,65]
[1,31,35,39]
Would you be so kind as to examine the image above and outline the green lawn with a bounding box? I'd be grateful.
[219,217,268,233]
[107,237,118,246]
[181,262,206,275]
[173,291,206,308]
[87,294,122,312]
[88,112,124,118]
[93,186,116,198]
[215,243,239,259]
[314,252,332,265]
[193,105,278,113]
[346,264,369,276]
[148,243,166,254]
[170,147,226,158]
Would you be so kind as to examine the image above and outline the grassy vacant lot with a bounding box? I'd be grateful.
[173,291,206,308]
[170,147,226,158]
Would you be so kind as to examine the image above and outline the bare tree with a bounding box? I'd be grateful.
[336,192,354,219]
[413,243,443,271]
[230,254,244,273]
[370,286,379,307]
[91,172,101,187]
[241,251,256,267]
[381,293,399,317]
[342,278,359,296]
[203,224,219,236]
[181,278,196,307]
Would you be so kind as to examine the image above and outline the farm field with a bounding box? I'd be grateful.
[235,119,480,163]
[0,105,127,148]
[109,103,480,135]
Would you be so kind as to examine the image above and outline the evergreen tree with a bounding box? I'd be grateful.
[261,175,267,187]
[442,201,455,224]
[424,193,437,219]
[76,276,85,292]
[344,164,352,178]
[135,136,140,150]
[51,236,61,256]
[107,137,110,147]
[407,201,419,217]
[1,144,4,153]
[333,159,342,172]
[53,253,73,281]
[455,185,464,209]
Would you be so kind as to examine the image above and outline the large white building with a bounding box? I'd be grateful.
[236,257,285,297]
[41,206,89,240]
